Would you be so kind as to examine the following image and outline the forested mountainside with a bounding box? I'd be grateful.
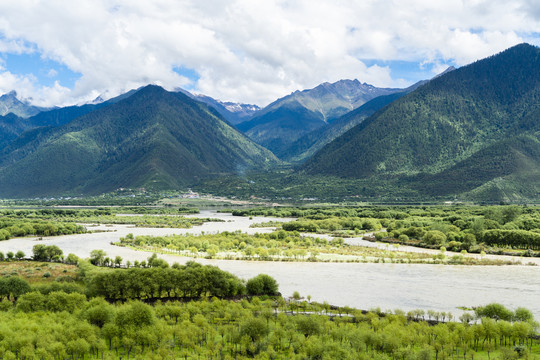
[0,85,278,197]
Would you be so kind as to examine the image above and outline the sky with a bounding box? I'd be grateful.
[0,0,539,107]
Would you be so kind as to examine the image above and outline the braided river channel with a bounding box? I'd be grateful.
[0,210,538,319]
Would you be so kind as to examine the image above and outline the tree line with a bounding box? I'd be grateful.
[0,251,537,359]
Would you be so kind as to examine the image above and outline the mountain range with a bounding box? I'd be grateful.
[237,80,405,156]
[0,86,277,197]
[281,80,429,162]
[302,43,540,202]
[0,43,539,202]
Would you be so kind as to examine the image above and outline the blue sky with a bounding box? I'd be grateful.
[1,53,81,88]
[0,1,538,107]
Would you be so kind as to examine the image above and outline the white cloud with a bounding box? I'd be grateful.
[0,70,71,106]
[0,0,538,107]
[46,69,58,78]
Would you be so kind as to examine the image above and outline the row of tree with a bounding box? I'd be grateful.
[85,261,278,300]
[481,229,540,250]
[0,218,85,240]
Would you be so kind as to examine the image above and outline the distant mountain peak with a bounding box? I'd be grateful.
[2,90,18,98]
[238,79,408,157]
[0,90,41,118]
[177,90,261,125]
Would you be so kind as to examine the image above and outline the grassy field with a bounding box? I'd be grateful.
[0,261,78,284]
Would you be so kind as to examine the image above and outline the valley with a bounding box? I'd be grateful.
[0,42,539,359]
[0,205,539,318]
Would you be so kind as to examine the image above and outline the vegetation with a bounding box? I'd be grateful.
[0,85,278,198]
[232,205,540,257]
[301,44,540,202]
[0,216,85,240]
[87,263,248,300]
[0,208,217,232]
[0,190,162,206]
[0,259,537,359]
[115,229,522,265]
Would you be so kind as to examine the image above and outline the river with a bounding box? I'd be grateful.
[0,210,538,319]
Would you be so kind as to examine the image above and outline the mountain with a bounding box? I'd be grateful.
[0,85,278,197]
[282,80,428,162]
[0,91,43,118]
[302,43,540,201]
[0,89,140,150]
[237,80,404,156]
[26,89,138,129]
[192,95,260,125]
[0,113,27,148]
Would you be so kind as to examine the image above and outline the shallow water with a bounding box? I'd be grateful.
[0,210,538,319]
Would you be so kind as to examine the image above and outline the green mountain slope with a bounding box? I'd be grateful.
[0,89,139,151]
[238,80,403,157]
[302,43,540,201]
[283,90,420,162]
[27,89,139,127]
[238,101,327,156]
[407,134,540,197]
[0,85,278,197]
[0,113,26,148]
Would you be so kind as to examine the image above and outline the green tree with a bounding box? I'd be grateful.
[246,274,279,296]
[115,301,156,330]
[240,317,268,342]
[3,276,31,300]
[475,303,513,321]
[89,249,106,266]
[114,255,123,268]
[513,307,533,322]
[84,298,115,328]
[423,230,447,246]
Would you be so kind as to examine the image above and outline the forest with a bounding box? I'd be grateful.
[0,246,537,360]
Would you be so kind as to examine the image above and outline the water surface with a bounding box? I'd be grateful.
[0,211,538,319]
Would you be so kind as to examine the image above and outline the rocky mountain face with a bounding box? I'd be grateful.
[237,80,404,156]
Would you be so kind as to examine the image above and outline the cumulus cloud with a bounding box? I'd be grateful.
[0,0,538,106]
[0,70,71,106]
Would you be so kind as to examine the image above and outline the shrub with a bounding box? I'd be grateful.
[398,234,409,242]
[246,274,279,296]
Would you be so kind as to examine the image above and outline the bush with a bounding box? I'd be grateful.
[246,274,279,296]
[475,303,513,321]
[423,230,447,246]
[398,234,409,242]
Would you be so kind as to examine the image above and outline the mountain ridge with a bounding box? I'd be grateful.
[0,91,44,118]
[0,85,278,197]
[237,79,405,156]
[301,43,540,201]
